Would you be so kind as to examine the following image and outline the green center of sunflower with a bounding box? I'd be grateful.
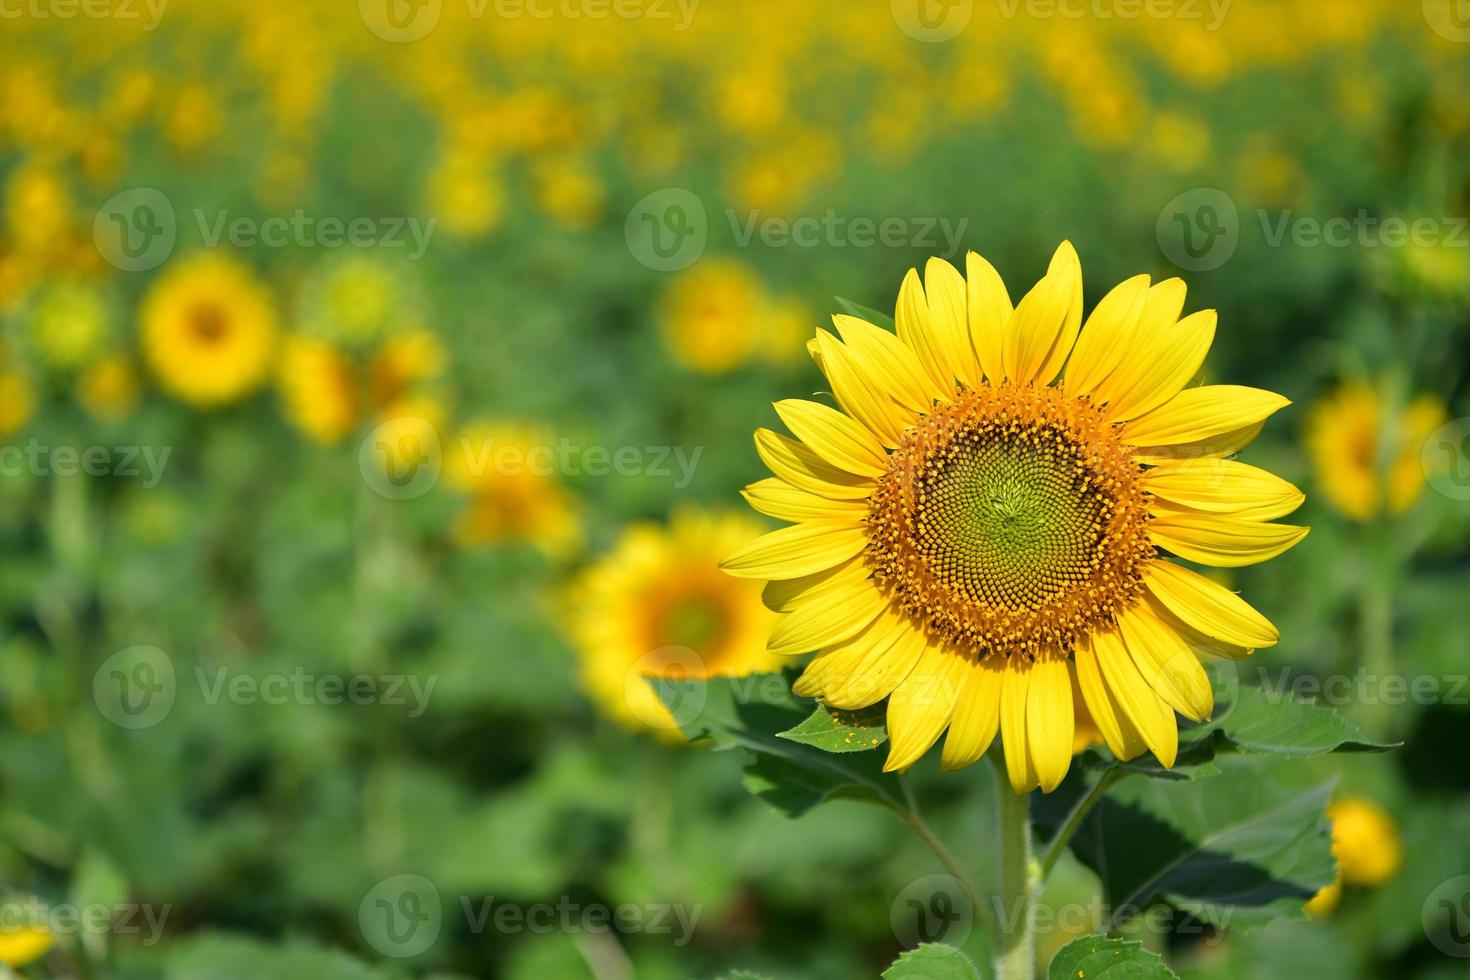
[866,383,1153,659]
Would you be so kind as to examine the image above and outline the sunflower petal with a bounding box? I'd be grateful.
[1143,561,1280,648]
[1000,655,1039,792]
[1092,627,1178,768]
[742,478,869,525]
[1104,309,1216,422]
[822,610,928,709]
[1026,653,1075,792]
[1149,514,1309,567]
[884,644,968,771]
[1064,273,1150,397]
[721,522,867,579]
[1122,385,1290,448]
[761,556,867,612]
[1116,602,1213,723]
[940,655,1004,771]
[1074,634,1148,761]
[754,428,874,500]
[897,267,952,393]
[1004,241,1082,386]
[1141,460,1305,521]
[966,250,1013,385]
[813,331,908,447]
[774,399,888,478]
[831,314,934,412]
[768,575,887,655]
[925,257,981,388]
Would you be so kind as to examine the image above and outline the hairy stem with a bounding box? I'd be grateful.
[990,754,1035,980]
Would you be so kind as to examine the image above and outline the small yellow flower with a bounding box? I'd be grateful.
[1305,381,1449,521]
[445,421,581,556]
[426,150,504,240]
[531,156,605,231]
[369,327,446,410]
[1305,879,1342,918]
[0,922,52,968]
[5,160,72,256]
[1329,796,1402,888]
[28,280,109,370]
[140,252,278,408]
[568,508,779,733]
[299,255,411,349]
[278,335,359,444]
[78,352,141,422]
[658,258,764,375]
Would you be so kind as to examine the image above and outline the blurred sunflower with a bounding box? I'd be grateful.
[1305,381,1448,521]
[140,252,278,407]
[724,243,1307,793]
[278,335,358,444]
[77,352,141,422]
[1306,795,1403,916]
[26,280,110,371]
[445,420,581,556]
[0,368,34,437]
[297,254,414,349]
[570,508,778,733]
[659,257,763,374]
[0,921,52,969]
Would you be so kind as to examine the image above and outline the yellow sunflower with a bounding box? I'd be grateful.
[445,420,582,556]
[140,252,278,407]
[1305,380,1448,521]
[723,243,1307,793]
[570,508,778,733]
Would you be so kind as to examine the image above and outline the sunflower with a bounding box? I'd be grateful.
[278,334,358,444]
[1305,380,1448,521]
[445,420,582,556]
[570,508,778,733]
[140,252,278,407]
[723,243,1307,793]
[1305,795,1402,916]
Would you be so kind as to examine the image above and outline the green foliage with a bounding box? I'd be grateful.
[1046,936,1178,980]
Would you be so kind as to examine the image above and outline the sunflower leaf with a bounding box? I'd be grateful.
[1053,756,1336,931]
[1047,935,1179,980]
[777,701,889,753]
[882,943,982,980]
[650,672,904,818]
[834,296,897,331]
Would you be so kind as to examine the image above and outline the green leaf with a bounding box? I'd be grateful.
[1047,935,1178,979]
[1063,757,1335,931]
[1082,673,1394,782]
[882,943,982,979]
[777,701,888,753]
[834,296,896,330]
[651,672,904,818]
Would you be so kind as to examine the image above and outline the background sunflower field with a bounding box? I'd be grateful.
[2,1,1469,977]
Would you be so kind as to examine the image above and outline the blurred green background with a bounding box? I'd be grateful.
[1,1,1469,977]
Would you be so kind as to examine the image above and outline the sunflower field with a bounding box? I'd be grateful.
[2,1,1470,978]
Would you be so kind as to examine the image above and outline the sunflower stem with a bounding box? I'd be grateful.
[1039,767,1125,881]
[990,754,1035,980]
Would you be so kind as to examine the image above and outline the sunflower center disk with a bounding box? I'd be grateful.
[866,384,1154,659]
